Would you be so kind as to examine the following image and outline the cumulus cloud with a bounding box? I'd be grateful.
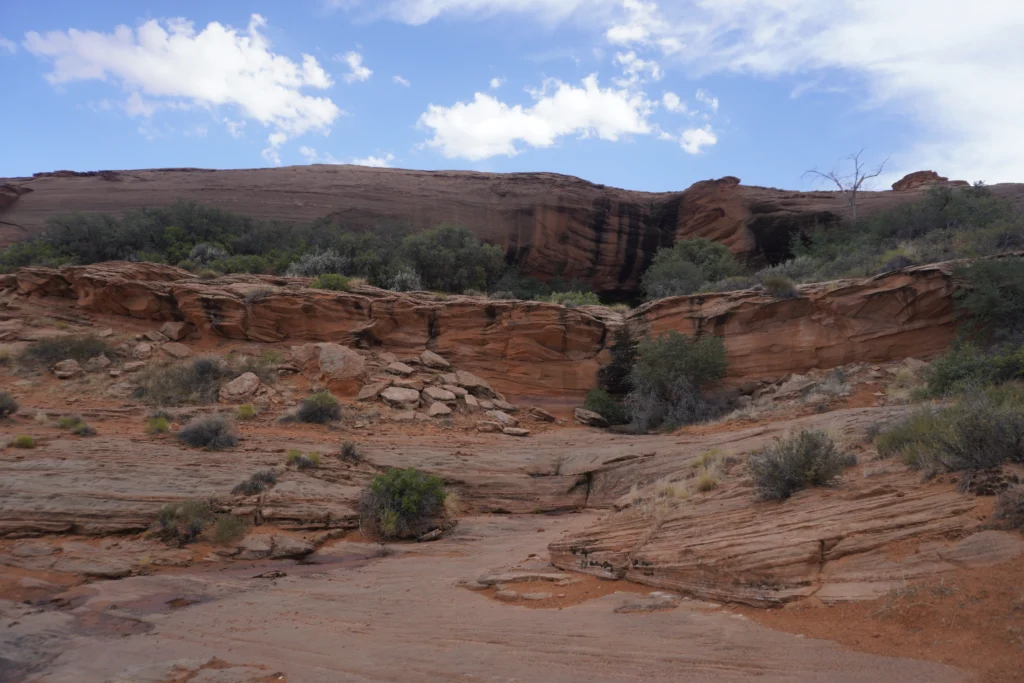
[613,50,661,87]
[418,74,653,160]
[679,125,716,154]
[662,91,688,114]
[23,14,341,163]
[352,153,396,167]
[339,51,372,83]
[695,88,718,113]
[0,36,16,54]
[490,77,505,89]
[366,0,611,25]
[394,74,411,86]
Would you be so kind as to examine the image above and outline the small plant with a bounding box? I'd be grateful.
[748,430,851,500]
[147,416,170,434]
[11,435,35,449]
[0,391,19,419]
[545,291,600,307]
[178,415,238,450]
[232,470,278,496]
[995,486,1024,530]
[244,287,274,304]
[71,423,97,437]
[213,515,247,545]
[296,391,341,424]
[310,273,351,291]
[21,334,112,367]
[358,468,448,540]
[57,415,83,430]
[760,275,798,299]
[157,499,213,544]
[583,388,629,425]
[287,450,321,470]
[237,404,257,421]
[340,440,361,462]
[694,470,720,492]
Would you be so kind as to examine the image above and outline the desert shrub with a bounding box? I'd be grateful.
[11,435,35,448]
[340,441,361,462]
[583,388,629,425]
[995,486,1024,529]
[641,238,743,300]
[213,515,247,545]
[147,416,170,434]
[310,273,350,291]
[926,342,1024,396]
[71,423,96,437]
[296,391,341,424]
[134,356,273,406]
[748,430,850,500]
[597,326,637,395]
[178,415,238,450]
[358,467,447,540]
[875,407,943,461]
[286,450,321,470]
[196,269,221,279]
[953,258,1024,343]
[381,266,422,292]
[286,249,350,278]
[761,275,798,299]
[232,470,277,496]
[57,415,82,429]
[188,242,228,264]
[21,334,111,367]
[699,275,761,293]
[237,404,256,421]
[243,287,274,304]
[0,392,19,419]
[157,500,213,544]
[487,267,552,300]
[546,291,601,307]
[397,224,504,293]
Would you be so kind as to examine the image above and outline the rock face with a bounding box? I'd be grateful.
[891,170,969,192]
[1,260,969,400]
[4,166,1021,294]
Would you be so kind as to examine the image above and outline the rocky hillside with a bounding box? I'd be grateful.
[4,166,1020,294]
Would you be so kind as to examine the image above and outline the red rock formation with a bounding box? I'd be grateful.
[892,170,969,192]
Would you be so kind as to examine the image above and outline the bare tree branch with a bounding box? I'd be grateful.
[804,149,890,221]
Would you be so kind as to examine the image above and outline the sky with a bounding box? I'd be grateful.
[1,0,1022,192]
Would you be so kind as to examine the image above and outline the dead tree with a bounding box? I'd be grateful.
[804,150,889,221]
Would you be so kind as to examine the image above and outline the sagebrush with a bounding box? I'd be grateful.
[748,430,851,500]
[358,468,447,540]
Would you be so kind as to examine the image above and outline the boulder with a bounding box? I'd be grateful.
[528,407,556,423]
[455,370,496,398]
[485,410,518,428]
[478,399,495,410]
[269,534,315,559]
[463,394,480,411]
[502,427,531,437]
[420,350,450,369]
[378,351,399,364]
[83,353,112,373]
[574,408,608,427]
[53,359,83,380]
[381,387,421,409]
[123,361,146,373]
[386,361,415,376]
[356,380,391,402]
[393,378,425,392]
[423,386,457,403]
[492,399,518,412]
[161,342,191,359]
[159,321,195,341]
[314,343,367,394]
[443,384,468,398]
[132,343,153,360]
[476,421,502,433]
[219,372,261,402]
[428,402,452,417]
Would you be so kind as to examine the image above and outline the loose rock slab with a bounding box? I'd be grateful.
[381,387,421,409]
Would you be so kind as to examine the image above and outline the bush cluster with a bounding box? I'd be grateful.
[0,391,18,419]
[310,273,351,291]
[232,470,278,496]
[545,291,601,307]
[748,430,852,500]
[178,415,238,450]
[21,335,111,367]
[583,389,629,425]
[296,391,342,424]
[134,356,273,406]
[358,467,448,540]
[641,238,742,300]
[286,450,322,470]
[157,500,214,544]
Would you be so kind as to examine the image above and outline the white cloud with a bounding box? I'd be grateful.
[367,0,613,25]
[339,51,372,83]
[679,125,716,154]
[0,36,16,54]
[23,14,340,161]
[613,50,661,87]
[695,88,718,113]
[490,77,505,89]
[185,124,209,137]
[662,91,688,114]
[393,74,411,86]
[352,153,395,167]
[224,119,247,138]
[262,131,288,164]
[418,74,653,160]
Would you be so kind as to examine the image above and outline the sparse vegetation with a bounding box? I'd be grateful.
[237,404,256,421]
[157,499,214,545]
[995,486,1024,530]
[57,415,82,430]
[761,275,798,299]
[641,238,743,300]
[358,467,448,540]
[310,273,351,291]
[134,356,274,406]
[243,287,274,304]
[213,515,247,545]
[71,423,96,437]
[545,290,600,307]
[11,435,35,449]
[0,391,18,419]
[583,388,629,425]
[178,415,238,450]
[232,470,277,496]
[340,441,361,462]
[21,334,111,367]
[296,391,341,424]
[287,450,321,470]
[748,430,851,500]
[147,416,170,434]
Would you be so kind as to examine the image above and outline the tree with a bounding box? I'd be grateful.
[804,150,889,221]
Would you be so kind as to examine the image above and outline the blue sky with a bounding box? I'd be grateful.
[1,1,1021,191]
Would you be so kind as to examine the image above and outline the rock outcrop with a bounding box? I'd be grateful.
[4,166,1021,294]
[1,260,964,399]
[891,170,969,192]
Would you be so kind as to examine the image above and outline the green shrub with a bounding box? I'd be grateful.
[287,451,321,470]
[583,389,629,425]
[237,404,256,421]
[134,356,274,406]
[953,258,1024,343]
[178,415,238,450]
[71,423,96,437]
[545,291,600,307]
[748,430,851,500]
[213,515,247,545]
[11,435,35,449]
[310,273,351,291]
[875,408,943,462]
[926,342,1024,396]
[340,441,361,462]
[397,224,504,293]
[232,470,277,496]
[21,334,111,367]
[147,416,170,434]
[641,238,743,300]
[157,499,213,544]
[57,415,83,430]
[995,486,1024,530]
[296,391,341,424]
[761,275,798,299]
[358,468,447,540]
[0,392,19,419]
[597,326,637,395]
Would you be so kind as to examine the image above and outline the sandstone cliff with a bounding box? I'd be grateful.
[3,166,1019,294]
[2,260,958,400]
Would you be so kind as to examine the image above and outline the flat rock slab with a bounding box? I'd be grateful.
[386,362,415,376]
